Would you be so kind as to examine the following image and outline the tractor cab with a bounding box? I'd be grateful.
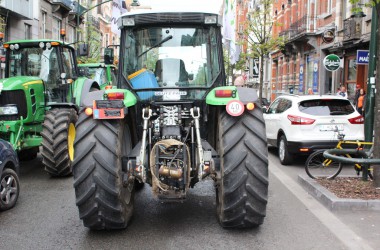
[117,11,224,102]
[3,40,79,103]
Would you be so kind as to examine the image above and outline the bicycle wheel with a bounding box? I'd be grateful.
[305,150,343,179]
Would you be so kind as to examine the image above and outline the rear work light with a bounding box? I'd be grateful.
[107,92,125,100]
[215,89,236,98]
[348,115,364,124]
[287,115,315,125]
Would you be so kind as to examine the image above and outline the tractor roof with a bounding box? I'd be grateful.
[118,10,222,28]
[4,39,64,45]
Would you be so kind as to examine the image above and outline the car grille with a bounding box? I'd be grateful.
[0,90,28,121]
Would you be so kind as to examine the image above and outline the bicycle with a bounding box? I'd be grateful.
[305,128,373,180]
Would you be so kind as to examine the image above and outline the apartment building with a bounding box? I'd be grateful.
[0,0,125,78]
[270,0,373,100]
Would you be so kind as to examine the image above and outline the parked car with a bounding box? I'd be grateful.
[0,139,20,211]
[78,63,117,88]
[263,94,364,165]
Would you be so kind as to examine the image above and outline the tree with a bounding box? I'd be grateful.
[77,15,102,63]
[242,0,284,103]
[351,0,380,187]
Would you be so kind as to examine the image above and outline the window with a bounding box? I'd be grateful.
[327,0,332,13]
[62,47,75,79]
[52,17,61,40]
[25,24,32,39]
[42,12,47,39]
[105,33,109,47]
[347,58,356,81]
[299,99,355,116]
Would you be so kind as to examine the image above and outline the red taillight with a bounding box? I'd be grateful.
[215,90,234,98]
[107,92,124,100]
[348,115,364,124]
[287,115,315,125]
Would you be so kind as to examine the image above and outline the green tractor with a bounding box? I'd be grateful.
[78,63,117,87]
[0,39,98,176]
[72,10,269,230]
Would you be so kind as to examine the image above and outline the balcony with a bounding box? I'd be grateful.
[52,0,73,17]
[70,1,87,15]
[279,15,316,42]
[0,0,33,20]
[343,18,361,41]
[68,1,87,25]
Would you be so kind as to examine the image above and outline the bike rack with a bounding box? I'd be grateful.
[323,149,380,181]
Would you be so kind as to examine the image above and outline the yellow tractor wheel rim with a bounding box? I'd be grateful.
[68,123,76,161]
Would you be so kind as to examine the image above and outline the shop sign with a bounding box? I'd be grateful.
[323,54,340,71]
[322,29,335,43]
[356,50,369,65]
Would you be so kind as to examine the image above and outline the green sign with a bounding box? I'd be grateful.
[323,54,341,71]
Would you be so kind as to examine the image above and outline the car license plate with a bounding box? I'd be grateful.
[319,124,343,131]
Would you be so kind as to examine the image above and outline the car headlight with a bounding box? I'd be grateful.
[0,105,18,115]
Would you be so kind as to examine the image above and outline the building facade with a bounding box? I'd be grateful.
[269,0,373,101]
[0,0,125,78]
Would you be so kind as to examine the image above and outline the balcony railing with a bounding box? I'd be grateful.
[279,15,316,40]
[343,18,361,41]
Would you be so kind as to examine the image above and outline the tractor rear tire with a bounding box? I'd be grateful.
[41,108,77,177]
[216,108,269,228]
[73,110,134,230]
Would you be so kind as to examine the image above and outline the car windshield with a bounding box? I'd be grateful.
[299,99,355,116]
[121,26,220,101]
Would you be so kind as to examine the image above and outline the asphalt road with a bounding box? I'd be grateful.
[0,152,375,250]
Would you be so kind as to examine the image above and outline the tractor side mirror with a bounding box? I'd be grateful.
[104,48,114,64]
[78,44,89,57]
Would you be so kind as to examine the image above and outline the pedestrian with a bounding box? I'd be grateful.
[337,86,348,98]
[353,84,361,106]
[356,88,366,116]
[307,88,314,95]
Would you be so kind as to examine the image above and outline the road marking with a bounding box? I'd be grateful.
[269,159,374,250]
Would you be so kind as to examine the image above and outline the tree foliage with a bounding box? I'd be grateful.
[242,0,284,100]
[243,0,284,60]
[77,15,102,63]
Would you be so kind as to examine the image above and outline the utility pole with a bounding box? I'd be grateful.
[364,6,377,142]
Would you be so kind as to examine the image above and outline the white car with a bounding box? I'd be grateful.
[263,94,364,165]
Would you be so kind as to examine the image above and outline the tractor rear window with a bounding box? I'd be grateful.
[121,26,221,101]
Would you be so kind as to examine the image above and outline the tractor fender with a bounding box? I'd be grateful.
[81,90,105,107]
[78,79,100,106]
[206,86,259,105]
[236,87,259,104]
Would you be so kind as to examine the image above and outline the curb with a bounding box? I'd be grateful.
[297,174,380,211]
